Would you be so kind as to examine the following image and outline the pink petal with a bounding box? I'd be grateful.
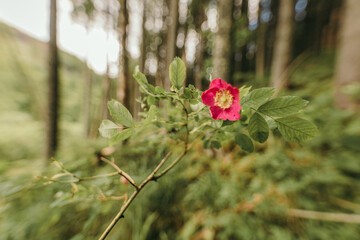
[209,106,225,120]
[227,86,239,103]
[209,79,230,89]
[201,88,218,106]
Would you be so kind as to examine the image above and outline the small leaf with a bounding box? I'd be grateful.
[181,88,192,99]
[107,99,134,127]
[258,96,309,117]
[99,120,120,139]
[211,141,222,149]
[241,87,275,109]
[239,85,252,101]
[147,95,159,105]
[169,57,186,90]
[133,71,156,95]
[203,140,211,149]
[275,117,318,143]
[235,134,254,153]
[109,128,135,146]
[248,112,269,143]
[146,105,158,122]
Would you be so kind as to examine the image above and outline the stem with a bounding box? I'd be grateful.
[99,104,190,240]
[79,172,119,181]
[100,157,138,190]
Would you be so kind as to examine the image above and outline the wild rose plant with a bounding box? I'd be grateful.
[47,57,318,239]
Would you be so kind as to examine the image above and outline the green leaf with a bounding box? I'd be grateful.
[133,71,156,95]
[99,120,120,139]
[275,117,318,143]
[181,88,192,99]
[169,57,186,90]
[239,85,252,101]
[109,128,135,146]
[248,112,269,143]
[146,105,158,122]
[211,141,222,149]
[241,87,275,109]
[107,99,134,127]
[258,96,309,117]
[235,134,254,153]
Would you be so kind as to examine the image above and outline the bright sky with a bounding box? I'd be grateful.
[0,0,122,75]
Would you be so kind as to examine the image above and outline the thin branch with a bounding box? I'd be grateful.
[288,208,360,223]
[79,172,119,181]
[139,152,173,188]
[100,157,138,190]
[99,102,190,240]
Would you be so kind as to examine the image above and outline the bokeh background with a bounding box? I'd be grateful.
[1,0,360,239]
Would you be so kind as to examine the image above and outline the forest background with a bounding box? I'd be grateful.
[1,0,360,239]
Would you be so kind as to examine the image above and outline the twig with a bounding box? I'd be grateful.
[288,208,360,223]
[79,172,119,181]
[100,157,138,190]
[99,103,190,240]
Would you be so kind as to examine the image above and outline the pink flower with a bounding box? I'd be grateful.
[201,79,241,121]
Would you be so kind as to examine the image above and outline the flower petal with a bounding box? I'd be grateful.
[209,79,230,89]
[227,86,239,103]
[201,88,218,106]
[224,105,241,121]
[209,106,225,120]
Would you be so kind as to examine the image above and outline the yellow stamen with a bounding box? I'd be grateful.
[214,89,233,109]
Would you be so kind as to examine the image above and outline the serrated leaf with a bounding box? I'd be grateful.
[248,112,269,143]
[169,57,186,90]
[275,117,318,143]
[258,96,309,117]
[133,71,156,95]
[241,87,275,109]
[99,120,121,139]
[235,133,254,153]
[109,128,135,146]
[107,99,134,127]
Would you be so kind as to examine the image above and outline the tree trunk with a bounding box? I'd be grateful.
[83,60,92,138]
[46,0,59,160]
[213,0,233,81]
[334,0,360,110]
[270,0,294,93]
[117,0,129,108]
[164,0,179,91]
[256,2,267,80]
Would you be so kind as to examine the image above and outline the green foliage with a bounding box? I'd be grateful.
[169,57,186,90]
[107,99,134,127]
[248,112,269,143]
[275,117,319,143]
[241,87,275,109]
[235,133,254,152]
[258,96,309,117]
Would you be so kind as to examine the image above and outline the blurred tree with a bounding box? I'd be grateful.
[270,0,294,93]
[334,0,360,110]
[116,0,130,109]
[256,1,267,79]
[70,0,96,138]
[213,0,233,81]
[164,0,179,91]
[46,0,59,160]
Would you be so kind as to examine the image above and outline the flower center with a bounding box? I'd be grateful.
[214,89,233,109]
